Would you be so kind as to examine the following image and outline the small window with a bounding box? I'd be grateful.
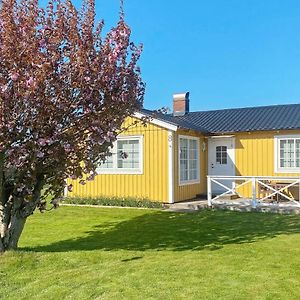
[179,136,200,184]
[216,146,227,165]
[275,136,300,172]
[117,139,140,169]
[98,136,143,174]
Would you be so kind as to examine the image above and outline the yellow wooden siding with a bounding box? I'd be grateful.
[68,117,169,202]
[235,130,300,198]
[173,129,208,202]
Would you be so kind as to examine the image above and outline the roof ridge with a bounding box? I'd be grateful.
[186,102,300,115]
[141,103,300,134]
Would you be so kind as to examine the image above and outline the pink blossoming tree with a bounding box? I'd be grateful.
[0,0,144,252]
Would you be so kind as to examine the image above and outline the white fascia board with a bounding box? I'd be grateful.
[133,112,178,132]
[207,135,235,139]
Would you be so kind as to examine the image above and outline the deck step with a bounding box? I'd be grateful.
[166,200,208,212]
[217,194,240,200]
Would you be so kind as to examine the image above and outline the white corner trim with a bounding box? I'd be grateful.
[134,112,178,132]
[274,135,300,173]
[168,131,174,204]
[64,180,68,198]
[178,134,201,186]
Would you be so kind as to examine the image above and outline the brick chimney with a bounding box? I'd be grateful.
[173,92,190,116]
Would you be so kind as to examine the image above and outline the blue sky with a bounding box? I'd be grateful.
[42,0,300,112]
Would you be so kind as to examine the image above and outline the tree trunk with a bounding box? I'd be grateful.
[3,214,27,251]
[0,154,44,252]
[0,207,27,252]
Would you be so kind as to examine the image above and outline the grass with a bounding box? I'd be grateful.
[0,207,300,299]
[62,196,164,208]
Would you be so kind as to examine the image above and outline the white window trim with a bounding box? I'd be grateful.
[97,135,144,175]
[274,134,300,173]
[178,135,201,186]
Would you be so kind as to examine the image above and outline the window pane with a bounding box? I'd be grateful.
[189,148,197,160]
[189,169,197,180]
[296,139,300,167]
[190,159,197,170]
[180,138,188,148]
[98,147,114,169]
[99,158,114,169]
[189,140,197,150]
[117,139,140,169]
[216,145,227,164]
[280,139,295,168]
[180,139,188,159]
[180,138,199,182]
[222,151,227,164]
[117,140,127,151]
[180,160,188,181]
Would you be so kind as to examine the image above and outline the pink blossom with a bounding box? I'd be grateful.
[36,151,44,158]
[0,0,144,250]
[26,77,35,88]
[39,39,46,48]
[86,174,95,181]
[64,144,72,153]
[10,72,19,81]
[38,138,47,146]
[0,84,8,93]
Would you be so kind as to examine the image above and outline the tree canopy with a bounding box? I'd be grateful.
[0,0,144,251]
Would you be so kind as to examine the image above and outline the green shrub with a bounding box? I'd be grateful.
[62,196,164,209]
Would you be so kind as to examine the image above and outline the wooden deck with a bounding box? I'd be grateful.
[167,198,300,214]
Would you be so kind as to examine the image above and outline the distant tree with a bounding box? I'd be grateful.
[0,0,144,252]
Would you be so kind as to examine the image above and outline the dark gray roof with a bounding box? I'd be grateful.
[141,103,300,134]
[140,108,209,133]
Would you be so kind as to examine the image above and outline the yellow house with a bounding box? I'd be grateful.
[68,93,300,204]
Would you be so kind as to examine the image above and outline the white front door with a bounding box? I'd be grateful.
[208,137,235,194]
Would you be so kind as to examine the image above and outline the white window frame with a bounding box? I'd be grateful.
[178,135,200,186]
[274,134,300,173]
[97,135,144,175]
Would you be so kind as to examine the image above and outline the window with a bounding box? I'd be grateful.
[216,146,227,164]
[98,136,143,174]
[275,135,300,173]
[179,136,200,184]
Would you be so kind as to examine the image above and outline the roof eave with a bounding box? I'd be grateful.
[208,127,300,135]
[133,112,178,131]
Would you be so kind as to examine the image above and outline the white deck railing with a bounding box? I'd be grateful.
[207,175,300,208]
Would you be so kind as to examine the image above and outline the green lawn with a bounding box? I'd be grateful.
[0,207,300,299]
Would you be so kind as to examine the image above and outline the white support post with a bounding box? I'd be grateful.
[252,177,257,208]
[299,179,300,202]
[232,180,236,195]
[207,176,212,207]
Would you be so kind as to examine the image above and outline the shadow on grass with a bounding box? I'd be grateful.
[23,210,300,252]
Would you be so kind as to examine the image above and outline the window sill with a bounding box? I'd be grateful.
[275,169,300,174]
[179,179,200,186]
[96,169,143,175]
